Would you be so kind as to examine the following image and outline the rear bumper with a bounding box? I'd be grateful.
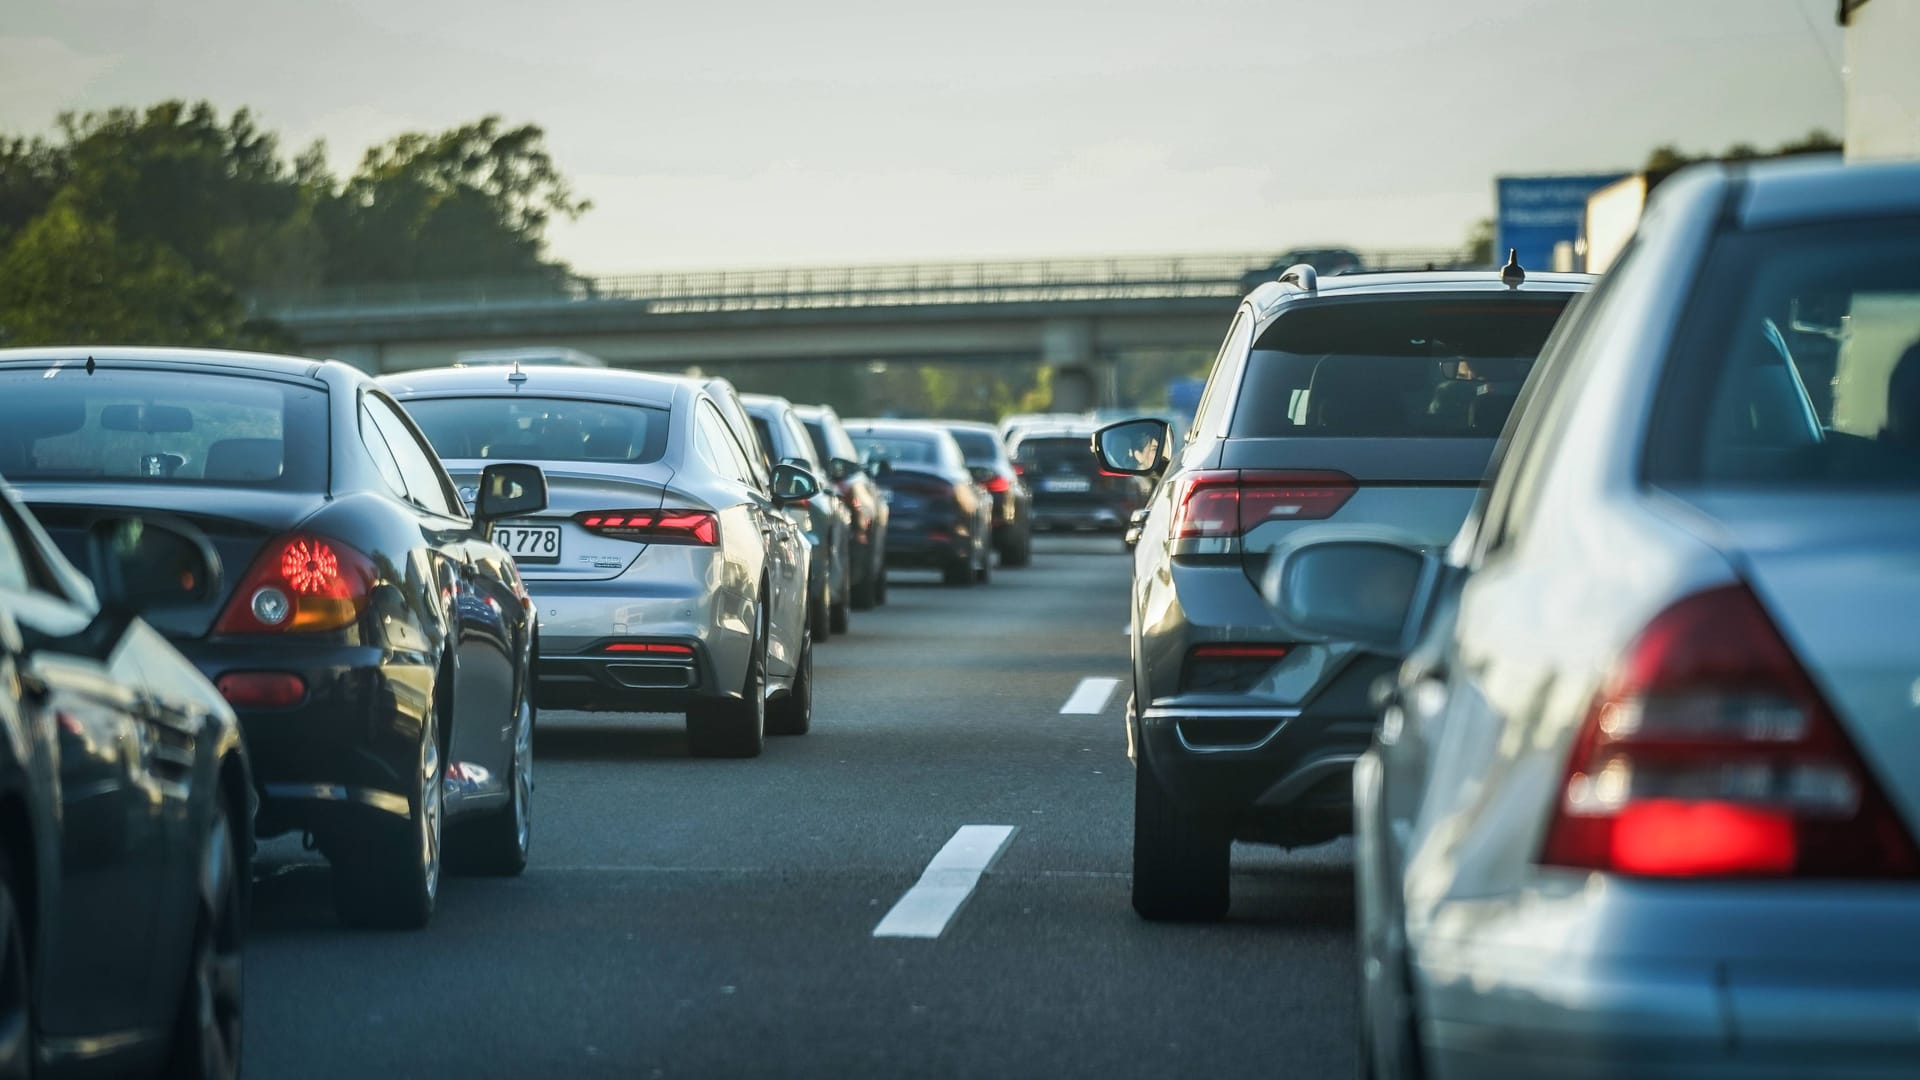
[883,524,971,568]
[1414,885,1920,1080]
[524,572,749,712]
[177,640,429,839]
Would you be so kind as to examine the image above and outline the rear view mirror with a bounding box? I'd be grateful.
[771,462,821,504]
[476,462,548,523]
[87,516,222,614]
[968,465,995,485]
[1259,535,1437,654]
[101,404,194,434]
[1093,418,1171,477]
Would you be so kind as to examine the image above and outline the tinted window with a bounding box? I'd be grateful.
[1231,297,1572,438]
[367,396,459,516]
[801,420,833,464]
[0,507,29,593]
[359,404,411,499]
[0,368,327,489]
[750,416,779,465]
[402,396,670,465]
[1648,218,1920,489]
[855,434,940,465]
[781,413,823,469]
[694,402,753,486]
[947,429,1001,463]
[1012,436,1097,473]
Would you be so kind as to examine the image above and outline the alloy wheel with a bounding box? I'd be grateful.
[187,809,244,1079]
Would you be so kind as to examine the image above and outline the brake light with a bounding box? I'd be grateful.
[1171,470,1355,538]
[213,534,375,634]
[603,642,695,657]
[986,474,1012,494]
[1191,644,1292,660]
[1539,585,1919,879]
[577,509,717,545]
[215,672,307,708]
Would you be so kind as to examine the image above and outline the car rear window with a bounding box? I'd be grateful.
[855,434,941,466]
[1647,217,1920,489]
[1012,436,1097,472]
[402,396,671,464]
[0,367,327,489]
[947,429,1001,463]
[1231,296,1573,438]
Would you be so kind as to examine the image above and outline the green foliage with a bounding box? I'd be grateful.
[0,100,588,347]
[1644,129,1841,173]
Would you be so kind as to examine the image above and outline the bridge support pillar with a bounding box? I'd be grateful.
[1042,319,1113,413]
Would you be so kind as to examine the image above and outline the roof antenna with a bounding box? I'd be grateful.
[85,355,97,375]
[507,358,528,385]
[1500,248,1525,289]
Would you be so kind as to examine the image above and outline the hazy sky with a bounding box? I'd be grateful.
[2,0,1847,272]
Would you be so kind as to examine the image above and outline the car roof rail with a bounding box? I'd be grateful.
[1277,263,1318,292]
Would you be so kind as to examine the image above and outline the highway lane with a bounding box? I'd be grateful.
[242,535,1358,1078]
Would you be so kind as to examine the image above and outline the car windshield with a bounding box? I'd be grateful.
[0,367,327,489]
[403,396,670,464]
[1648,217,1920,489]
[1232,296,1573,438]
[856,433,940,465]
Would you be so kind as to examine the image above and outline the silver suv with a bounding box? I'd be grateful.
[1096,261,1592,919]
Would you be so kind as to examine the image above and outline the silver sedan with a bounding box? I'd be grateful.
[382,366,817,757]
[1268,156,1920,1077]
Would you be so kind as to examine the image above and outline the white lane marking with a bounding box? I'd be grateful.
[872,825,1018,939]
[1060,676,1121,715]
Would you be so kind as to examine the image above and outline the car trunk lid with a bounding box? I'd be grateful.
[443,460,675,581]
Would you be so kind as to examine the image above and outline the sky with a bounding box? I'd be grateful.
[1,0,1848,274]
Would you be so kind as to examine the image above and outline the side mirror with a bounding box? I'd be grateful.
[968,465,995,485]
[828,458,860,483]
[770,462,821,504]
[1258,535,1438,655]
[1093,418,1172,478]
[87,516,222,615]
[475,462,549,524]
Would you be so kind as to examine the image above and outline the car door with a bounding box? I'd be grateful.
[0,497,167,1037]
[702,403,805,676]
[363,393,520,803]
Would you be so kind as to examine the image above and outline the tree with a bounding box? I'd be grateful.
[1464,217,1494,267]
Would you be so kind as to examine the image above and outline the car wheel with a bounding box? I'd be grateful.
[333,699,443,930]
[449,696,533,877]
[874,562,888,605]
[0,849,34,1080]
[166,794,244,1080]
[809,582,832,642]
[851,560,878,611]
[974,541,992,584]
[1001,529,1033,568]
[767,626,813,736]
[687,597,767,758]
[1131,760,1230,921]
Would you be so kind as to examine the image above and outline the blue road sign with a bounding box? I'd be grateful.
[1496,173,1627,272]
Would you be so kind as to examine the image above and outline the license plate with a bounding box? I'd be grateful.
[1042,477,1092,493]
[494,523,561,563]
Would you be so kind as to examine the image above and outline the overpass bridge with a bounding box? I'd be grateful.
[254,249,1468,408]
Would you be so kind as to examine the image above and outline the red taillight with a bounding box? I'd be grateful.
[986,474,1012,494]
[1540,584,1919,879]
[1171,470,1355,538]
[603,642,694,657]
[1191,643,1292,660]
[576,509,718,545]
[215,672,307,708]
[214,533,375,635]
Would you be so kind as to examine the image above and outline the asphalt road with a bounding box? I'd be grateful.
[243,535,1358,1079]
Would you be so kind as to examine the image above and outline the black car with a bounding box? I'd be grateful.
[0,484,251,1077]
[844,420,993,587]
[794,404,889,610]
[938,420,1033,567]
[1010,426,1148,533]
[0,347,548,930]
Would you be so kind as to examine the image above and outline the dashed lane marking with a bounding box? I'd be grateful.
[872,825,1018,939]
[1060,676,1121,715]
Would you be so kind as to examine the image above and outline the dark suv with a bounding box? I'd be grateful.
[1096,261,1591,920]
[1012,425,1147,532]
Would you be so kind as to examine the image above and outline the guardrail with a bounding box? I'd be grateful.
[252,250,1476,321]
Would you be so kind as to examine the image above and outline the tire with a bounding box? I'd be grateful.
[875,563,888,605]
[809,581,831,643]
[767,627,813,736]
[0,849,34,1080]
[851,561,878,611]
[449,696,533,877]
[165,795,245,1080]
[973,540,992,584]
[1000,528,1033,568]
[1131,760,1231,921]
[333,699,443,930]
[687,597,768,758]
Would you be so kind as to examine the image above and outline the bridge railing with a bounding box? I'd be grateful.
[253,250,1474,321]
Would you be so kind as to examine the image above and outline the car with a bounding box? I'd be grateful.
[937,420,1034,567]
[844,420,994,587]
[997,410,1091,446]
[794,404,890,610]
[0,485,251,1077]
[383,365,819,752]
[1237,247,1365,293]
[1011,423,1147,533]
[1276,157,1920,1079]
[1093,261,1591,920]
[2,346,548,930]
[742,394,852,639]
